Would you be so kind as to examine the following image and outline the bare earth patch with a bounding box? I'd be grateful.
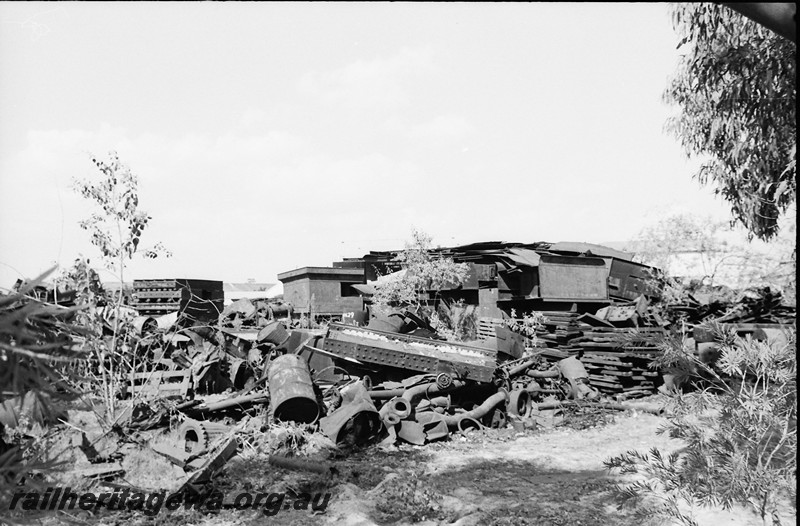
[22,404,796,526]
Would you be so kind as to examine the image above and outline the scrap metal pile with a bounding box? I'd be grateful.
[3,270,794,500]
[667,285,796,325]
[36,297,665,494]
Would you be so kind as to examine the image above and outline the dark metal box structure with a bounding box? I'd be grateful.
[131,279,224,321]
[278,267,364,317]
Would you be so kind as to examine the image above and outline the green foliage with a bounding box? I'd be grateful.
[74,152,170,269]
[505,308,546,342]
[57,258,142,425]
[429,299,478,342]
[72,152,170,423]
[265,421,336,457]
[664,3,796,241]
[606,323,797,525]
[0,269,88,522]
[371,229,469,312]
[374,471,445,523]
[0,269,87,406]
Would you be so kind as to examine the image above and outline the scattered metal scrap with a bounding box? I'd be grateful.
[21,266,790,500]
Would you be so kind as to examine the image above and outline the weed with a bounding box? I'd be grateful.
[374,470,446,523]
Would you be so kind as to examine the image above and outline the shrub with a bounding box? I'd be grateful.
[605,322,797,525]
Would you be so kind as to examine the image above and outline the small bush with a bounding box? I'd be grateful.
[605,323,797,525]
[374,471,445,523]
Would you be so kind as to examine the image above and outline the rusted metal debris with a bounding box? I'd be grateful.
[34,270,789,497]
[268,354,320,425]
[322,322,497,383]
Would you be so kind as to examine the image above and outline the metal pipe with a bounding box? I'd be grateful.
[388,397,411,419]
[367,389,406,399]
[379,403,401,426]
[526,368,560,379]
[507,358,537,378]
[428,395,450,408]
[442,389,508,427]
[457,417,483,434]
[401,380,466,406]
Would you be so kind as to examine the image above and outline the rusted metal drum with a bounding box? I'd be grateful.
[267,304,291,319]
[268,354,320,424]
[258,320,290,346]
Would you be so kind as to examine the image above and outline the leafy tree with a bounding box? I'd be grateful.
[664,3,796,241]
[72,152,170,420]
[371,229,469,313]
[626,212,796,299]
[75,152,170,275]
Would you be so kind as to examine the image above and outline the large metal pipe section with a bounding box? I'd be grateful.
[428,396,450,409]
[457,417,483,434]
[401,379,467,406]
[367,389,406,399]
[387,397,411,419]
[268,354,320,424]
[526,368,560,379]
[379,405,401,426]
[378,396,411,426]
[507,358,537,378]
[442,389,508,428]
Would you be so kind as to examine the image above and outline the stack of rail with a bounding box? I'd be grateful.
[130,279,224,323]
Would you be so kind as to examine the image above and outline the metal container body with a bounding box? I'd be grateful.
[259,321,290,346]
[268,354,320,424]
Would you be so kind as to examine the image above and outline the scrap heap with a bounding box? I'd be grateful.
[3,249,794,502]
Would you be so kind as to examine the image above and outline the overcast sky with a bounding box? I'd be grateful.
[0,2,738,289]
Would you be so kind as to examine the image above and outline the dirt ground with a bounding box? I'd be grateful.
[11,397,796,526]
[319,407,794,526]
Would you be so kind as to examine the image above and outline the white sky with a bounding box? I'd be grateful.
[0,2,738,289]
